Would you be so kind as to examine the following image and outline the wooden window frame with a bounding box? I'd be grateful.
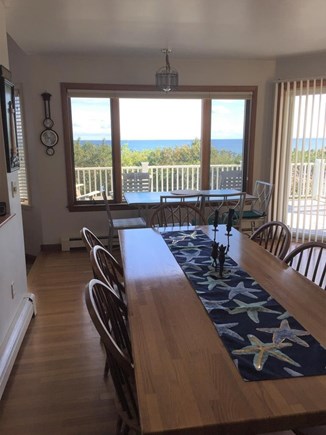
[61,83,257,212]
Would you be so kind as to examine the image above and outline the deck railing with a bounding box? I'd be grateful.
[75,161,326,201]
[75,163,242,199]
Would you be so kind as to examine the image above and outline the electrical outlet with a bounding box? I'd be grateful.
[11,282,15,299]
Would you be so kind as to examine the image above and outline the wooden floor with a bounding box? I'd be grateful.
[0,241,324,435]
[0,249,119,435]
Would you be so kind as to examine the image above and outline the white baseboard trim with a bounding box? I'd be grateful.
[61,235,109,251]
[0,293,36,399]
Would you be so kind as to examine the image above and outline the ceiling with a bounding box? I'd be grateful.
[3,0,326,59]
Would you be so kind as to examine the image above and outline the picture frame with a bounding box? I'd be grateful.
[0,65,19,172]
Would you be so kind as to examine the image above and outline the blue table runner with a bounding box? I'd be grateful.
[162,229,326,381]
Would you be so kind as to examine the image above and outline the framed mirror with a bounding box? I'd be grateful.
[0,65,19,172]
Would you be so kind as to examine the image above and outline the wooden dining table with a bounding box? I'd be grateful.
[118,225,326,435]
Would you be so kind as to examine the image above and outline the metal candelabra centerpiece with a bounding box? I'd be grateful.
[226,208,234,236]
[211,209,230,277]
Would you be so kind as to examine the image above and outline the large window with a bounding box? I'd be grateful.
[61,84,257,211]
[210,99,246,189]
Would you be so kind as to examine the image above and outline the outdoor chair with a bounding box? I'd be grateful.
[250,221,291,260]
[201,192,246,230]
[122,172,151,192]
[218,169,243,190]
[102,190,147,251]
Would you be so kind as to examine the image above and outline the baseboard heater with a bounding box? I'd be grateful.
[0,293,36,399]
[61,235,110,251]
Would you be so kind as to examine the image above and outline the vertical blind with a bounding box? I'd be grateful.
[15,89,29,205]
[271,78,326,242]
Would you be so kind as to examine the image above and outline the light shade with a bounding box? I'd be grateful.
[155,49,178,92]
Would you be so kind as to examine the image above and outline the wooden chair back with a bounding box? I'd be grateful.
[160,192,202,209]
[90,245,126,303]
[284,241,326,289]
[85,279,139,432]
[150,202,206,228]
[80,227,105,254]
[250,221,291,260]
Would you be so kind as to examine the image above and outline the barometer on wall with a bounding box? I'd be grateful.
[40,92,58,156]
[40,128,58,151]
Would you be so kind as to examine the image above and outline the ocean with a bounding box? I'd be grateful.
[78,138,325,153]
[79,138,243,154]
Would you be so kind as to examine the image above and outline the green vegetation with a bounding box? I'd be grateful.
[291,148,325,163]
[73,138,242,167]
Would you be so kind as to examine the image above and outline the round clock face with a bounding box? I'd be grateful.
[40,129,58,147]
[43,117,54,129]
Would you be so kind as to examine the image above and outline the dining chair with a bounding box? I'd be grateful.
[241,180,274,233]
[90,245,126,303]
[85,279,139,434]
[102,190,147,251]
[201,192,246,230]
[150,202,206,228]
[80,226,105,254]
[264,432,295,435]
[293,426,326,435]
[284,241,326,289]
[218,169,243,190]
[160,192,202,208]
[250,221,292,260]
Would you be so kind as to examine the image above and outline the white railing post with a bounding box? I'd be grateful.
[141,162,149,173]
[312,159,323,200]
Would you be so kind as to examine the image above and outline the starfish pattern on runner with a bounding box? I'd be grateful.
[257,319,310,347]
[228,299,282,323]
[232,334,301,371]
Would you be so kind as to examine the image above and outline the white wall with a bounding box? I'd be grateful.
[276,50,326,80]
[0,3,28,350]
[8,37,277,254]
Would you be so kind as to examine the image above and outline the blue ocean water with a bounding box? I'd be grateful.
[78,137,325,154]
[79,138,243,154]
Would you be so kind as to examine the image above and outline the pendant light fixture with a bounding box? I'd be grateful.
[155,48,178,92]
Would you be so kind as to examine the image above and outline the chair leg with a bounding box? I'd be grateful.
[123,424,130,434]
[108,227,113,252]
[116,416,123,435]
[104,358,110,377]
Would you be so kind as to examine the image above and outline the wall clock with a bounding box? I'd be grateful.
[41,92,58,156]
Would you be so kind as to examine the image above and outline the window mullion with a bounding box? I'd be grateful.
[201,99,211,189]
[111,97,122,203]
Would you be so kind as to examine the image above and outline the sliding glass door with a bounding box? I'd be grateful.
[272,80,326,242]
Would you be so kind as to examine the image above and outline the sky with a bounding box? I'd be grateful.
[293,94,326,139]
[71,97,245,141]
